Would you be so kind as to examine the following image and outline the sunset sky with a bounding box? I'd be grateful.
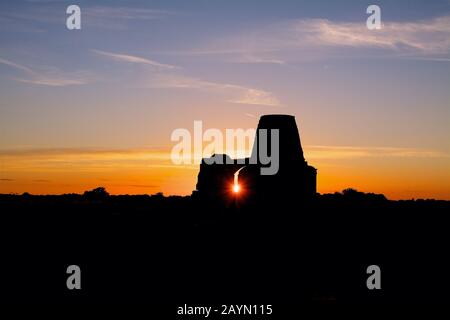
[1,0,449,199]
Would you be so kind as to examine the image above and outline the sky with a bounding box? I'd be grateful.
[0,0,449,199]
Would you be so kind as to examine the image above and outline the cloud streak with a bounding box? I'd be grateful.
[82,6,175,30]
[0,147,171,158]
[190,15,450,62]
[301,16,450,54]
[0,5,174,31]
[90,48,279,105]
[0,147,180,172]
[92,49,178,69]
[305,145,450,160]
[0,57,34,73]
[0,57,93,86]
[146,73,281,107]
[84,6,173,21]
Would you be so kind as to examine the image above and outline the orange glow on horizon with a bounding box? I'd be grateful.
[0,147,449,200]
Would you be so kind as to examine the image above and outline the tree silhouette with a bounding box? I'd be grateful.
[83,187,109,199]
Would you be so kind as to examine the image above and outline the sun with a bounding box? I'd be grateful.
[233,184,240,194]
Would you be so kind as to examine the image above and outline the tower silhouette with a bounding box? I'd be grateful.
[194,114,317,205]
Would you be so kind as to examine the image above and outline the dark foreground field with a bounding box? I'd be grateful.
[1,190,449,311]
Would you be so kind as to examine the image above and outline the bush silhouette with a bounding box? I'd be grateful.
[83,187,109,199]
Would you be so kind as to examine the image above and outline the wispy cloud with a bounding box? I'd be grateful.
[91,48,279,105]
[84,6,173,21]
[0,57,34,73]
[188,15,450,62]
[92,49,178,69]
[83,6,176,30]
[0,57,93,86]
[402,56,450,62]
[300,16,450,54]
[2,145,444,161]
[171,50,285,65]
[305,145,450,160]
[0,147,171,158]
[15,71,93,86]
[0,147,177,171]
[146,73,281,107]
[128,184,158,188]
[231,54,285,65]
[229,88,280,106]
[0,5,174,31]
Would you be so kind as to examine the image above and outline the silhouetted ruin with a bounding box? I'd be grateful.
[194,114,317,205]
